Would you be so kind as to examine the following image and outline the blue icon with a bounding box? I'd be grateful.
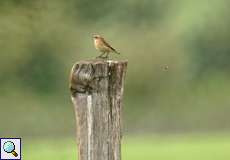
[0,138,21,160]
[3,141,18,157]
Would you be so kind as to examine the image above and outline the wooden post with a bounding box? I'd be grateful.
[69,59,127,160]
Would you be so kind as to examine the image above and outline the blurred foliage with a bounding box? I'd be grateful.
[0,0,230,137]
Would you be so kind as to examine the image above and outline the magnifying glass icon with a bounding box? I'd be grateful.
[3,141,18,157]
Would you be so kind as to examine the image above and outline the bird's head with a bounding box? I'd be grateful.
[93,34,102,40]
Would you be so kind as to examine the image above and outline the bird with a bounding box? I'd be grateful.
[93,34,120,58]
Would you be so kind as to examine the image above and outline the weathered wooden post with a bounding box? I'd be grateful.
[69,59,127,160]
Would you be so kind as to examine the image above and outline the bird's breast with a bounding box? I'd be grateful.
[94,39,107,52]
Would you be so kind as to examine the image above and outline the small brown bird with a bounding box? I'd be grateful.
[93,34,120,58]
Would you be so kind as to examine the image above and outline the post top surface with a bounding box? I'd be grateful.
[75,59,128,65]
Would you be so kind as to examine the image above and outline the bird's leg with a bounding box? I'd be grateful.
[104,52,109,59]
[96,52,105,58]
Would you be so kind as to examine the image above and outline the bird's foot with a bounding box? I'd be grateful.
[96,56,101,59]
[102,56,109,59]
[96,56,109,59]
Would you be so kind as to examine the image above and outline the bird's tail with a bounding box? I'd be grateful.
[109,46,120,54]
[114,50,120,54]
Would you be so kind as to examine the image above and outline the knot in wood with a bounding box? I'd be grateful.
[70,64,95,95]
[77,64,94,83]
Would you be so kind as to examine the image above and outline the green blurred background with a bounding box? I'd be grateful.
[0,0,230,159]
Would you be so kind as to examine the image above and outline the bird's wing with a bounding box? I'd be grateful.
[101,38,117,52]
